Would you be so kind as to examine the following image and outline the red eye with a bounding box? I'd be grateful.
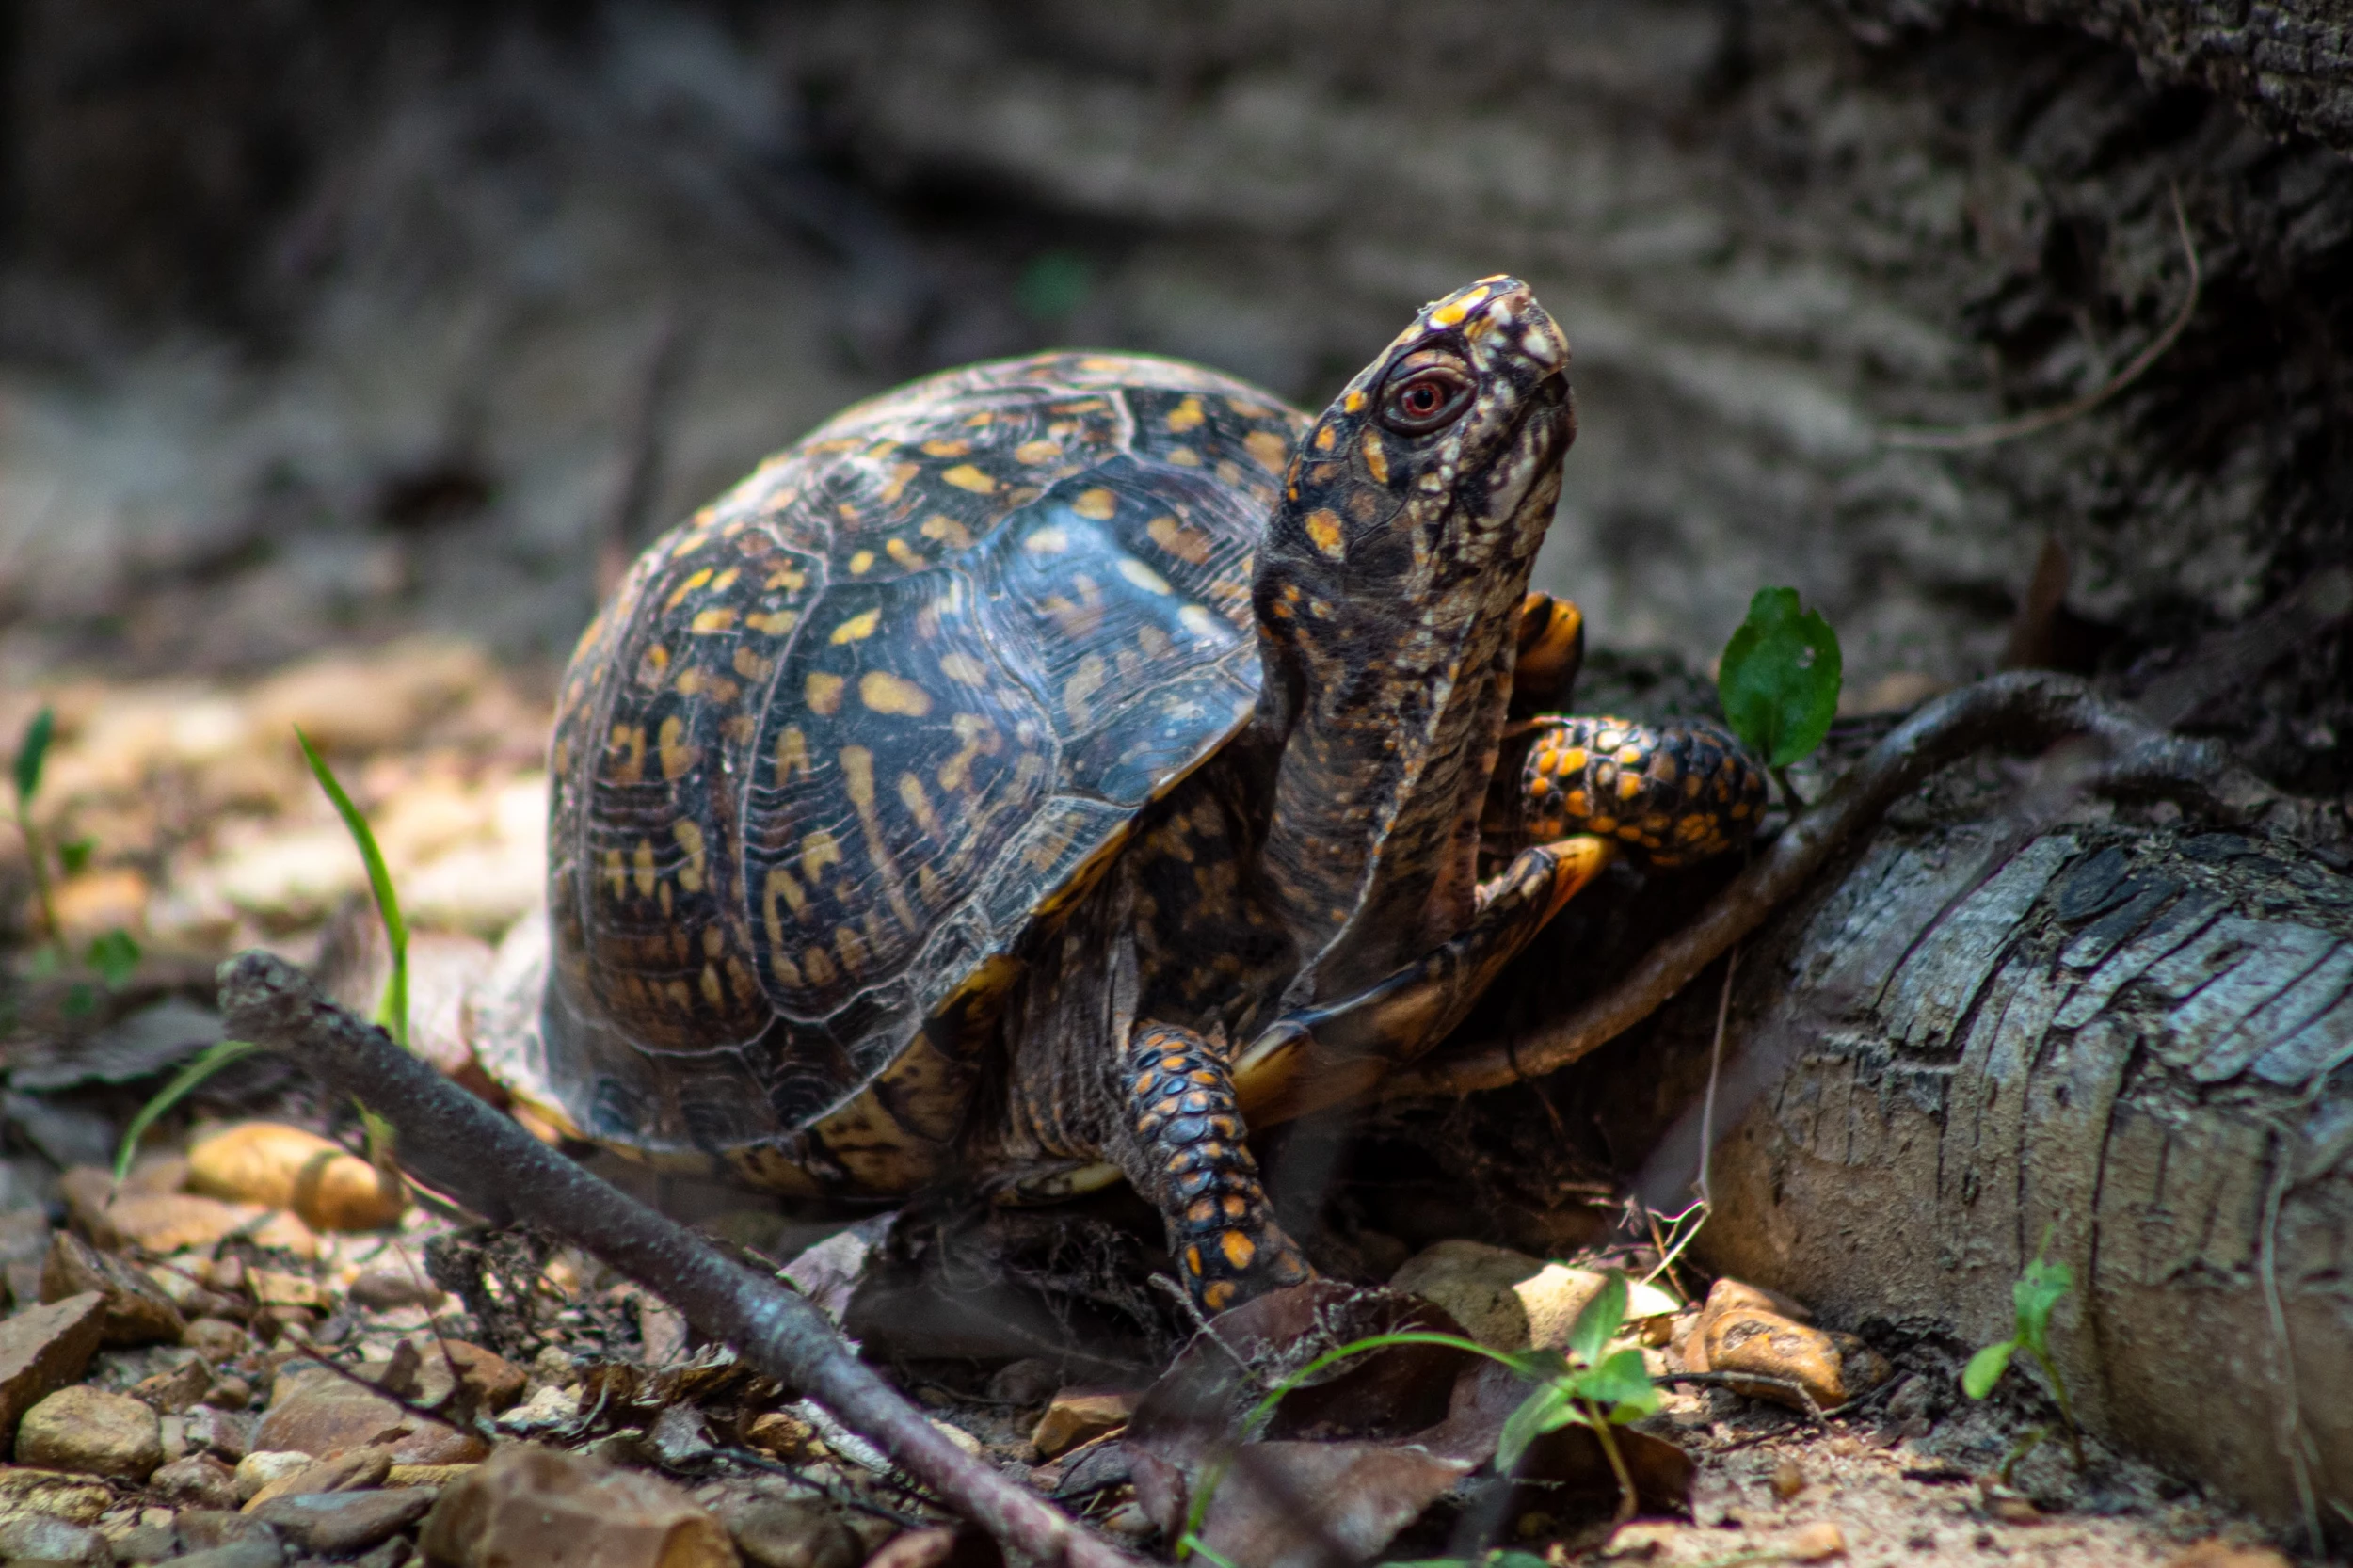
[1378,366,1474,434]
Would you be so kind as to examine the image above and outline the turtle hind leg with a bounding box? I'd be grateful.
[1116,1023,1312,1313]
[1506,714,1768,867]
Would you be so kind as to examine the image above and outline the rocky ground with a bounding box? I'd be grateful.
[0,642,2313,1568]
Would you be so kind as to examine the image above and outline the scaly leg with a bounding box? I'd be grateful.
[1233,835,1616,1125]
[1115,1023,1313,1313]
[1489,713,1766,868]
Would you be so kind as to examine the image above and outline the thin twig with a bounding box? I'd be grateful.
[1881,185,2200,451]
[2257,1126,2323,1553]
[1695,948,1738,1208]
[1385,670,2259,1100]
[216,952,1141,1568]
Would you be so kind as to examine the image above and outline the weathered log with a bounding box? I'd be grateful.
[1634,811,2351,1539]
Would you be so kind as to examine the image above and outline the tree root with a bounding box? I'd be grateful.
[1385,669,2331,1101]
[215,952,1143,1568]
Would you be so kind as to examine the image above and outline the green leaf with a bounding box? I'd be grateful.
[1717,587,1844,767]
[2013,1256,2073,1354]
[1497,1379,1581,1470]
[57,837,94,875]
[86,929,140,990]
[1565,1271,1628,1367]
[1576,1347,1662,1421]
[296,728,408,1050]
[115,1039,263,1181]
[61,983,97,1017]
[12,706,54,807]
[1177,1538,1241,1568]
[1961,1339,2018,1400]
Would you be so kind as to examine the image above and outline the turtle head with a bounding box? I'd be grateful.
[1251,277,1576,999]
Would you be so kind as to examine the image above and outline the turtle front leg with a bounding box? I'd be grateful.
[1492,713,1767,868]
[1116,1023,1313,1313]
[1232,835,1617,1126]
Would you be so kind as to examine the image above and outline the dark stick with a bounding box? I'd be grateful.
[216,952,1142,1568]
[1385,670,2277,1100]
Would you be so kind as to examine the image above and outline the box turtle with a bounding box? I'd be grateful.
[477,276,1765,1310]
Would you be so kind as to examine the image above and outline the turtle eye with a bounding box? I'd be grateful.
[1378,366,1475,435]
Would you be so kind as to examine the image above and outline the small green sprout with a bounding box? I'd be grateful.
[1961,1238,2083,1473]
[11,706,61,944]
[1176,1272,1663,1560]
[114,729,413,1177]
[1717,587,1843,807]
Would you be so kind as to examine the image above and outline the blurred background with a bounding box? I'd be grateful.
[0,0,2347,965]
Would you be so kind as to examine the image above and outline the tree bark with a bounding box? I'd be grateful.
[1631,807,2353,1537]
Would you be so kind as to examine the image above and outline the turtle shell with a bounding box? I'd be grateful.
[510,352,1307,1191]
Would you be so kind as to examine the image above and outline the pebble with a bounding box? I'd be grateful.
[39,1232,185,1346]
[494,1383,578,1432]
[1701,1308,1890,1411]
[0,1465,113,1524]
[184,1404,252,1462]
[233,1452,315,1501]
[0,1291,107,1438]
[242,1444,392,1511]
[185,1123,408,1233]
[182,1320,254,1366]
[15,1384,165,1480]
[155,1543,285,1568]
[0,1512,111,1568]
[174,1510,280,1550]
[1388,1240,1544,1348]
[131,1358,216,1414]
[251,1384,486,1465]
[1770,1456,1807,1500]
[1030,1387,1137,1459]
[723,1497,861,1568]
[1785,1521,1847,1560]
[151,1452,242,1510]
[250,1487,436,1554]
[2165,1542,2297,1568]
[107,1194,318,1258]
[419,1444,735,1568]
[344,1263,443,1312]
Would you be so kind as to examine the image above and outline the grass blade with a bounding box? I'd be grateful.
[296,728,408,1049]
[113,1039,261,1180]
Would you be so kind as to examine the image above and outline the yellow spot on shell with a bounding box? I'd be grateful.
[1074,488,1117,520]
[776,727,810,779]
[800,830,842,885]
[840,746,876,809]
[608,725,646,785]
[805,672,845,715]
[674,820,707,892]
[638,644,671,684]
[848,551,875,575]
[1148,514,1211,565]
[1360,428,1389,484]
[632,840,656,899]
[1165,397,1206,432]
[1014,440,1060,465]
[602,847,625,900]
[860,671,933,717]
[1117,558,1173,594]
[899,773,939,835]
[746,610,798,636]
[1221,1231,1256,1270]
[831,608,882,643]
[835,923,869,976]
[658,716,696,780]
[941,464,995,493]
[1616,744,1645,766]
[939,652,988,685]
[802,945,838,986]
[1166,446,1201,467]
[700,964,724,1006]
[1343,390,1366,412]
[763,567,807,591]
[1064,655,1107,726]
[876,462,920,504]
[886,537,921,568]
[1184,1245,1204,1275]
[711,567,739,593]
[1203,1281,1235,1310]
[921,439,970,457]
[1313,425,1337,452]
[1244,430,1289,471]
[1619,773,1644,800]
[1024,526,1069,554]
[733,647,773,681]
[1305,509,1345,558]
[920,515,973,549]
[664,567,714,609]
[1178,605,1220,638]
